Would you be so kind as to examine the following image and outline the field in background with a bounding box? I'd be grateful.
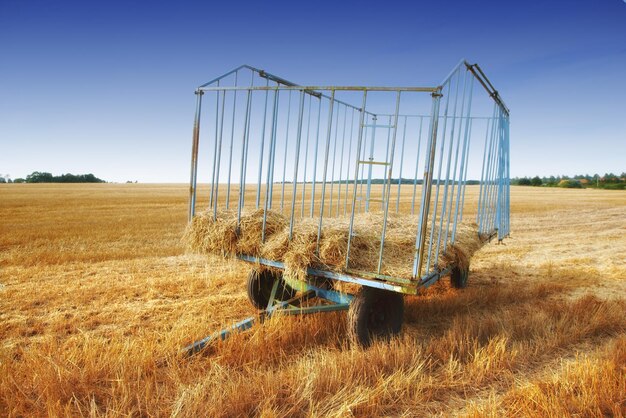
[1,184,625,416]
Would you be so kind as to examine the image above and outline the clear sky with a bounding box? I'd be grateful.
[1,0,624,183]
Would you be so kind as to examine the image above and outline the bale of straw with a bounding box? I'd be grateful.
[182,210,238,256]
[184,209,486,281]
[235,209,287,256]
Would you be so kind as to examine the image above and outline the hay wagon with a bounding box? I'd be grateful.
[183,59,510,353]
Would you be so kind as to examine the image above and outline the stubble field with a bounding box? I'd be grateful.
[0,183,625,417]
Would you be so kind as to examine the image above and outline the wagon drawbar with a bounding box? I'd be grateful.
[183,59,510,354]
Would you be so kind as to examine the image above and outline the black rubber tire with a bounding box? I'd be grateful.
[450,264,470,289]
[348,287,404,348]
[246,269,297,309]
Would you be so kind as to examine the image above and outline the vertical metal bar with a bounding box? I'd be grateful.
[225,72,238,210]
[212,87,227,220]
[237,90,253,224]
[435,68,466,261]
[442,78,468,246]
[452,78,475,243]
[395,116,408,213]
[477,104,496,227]
[288,91,306,240]
[413,91,442,279]
[345,91,368,268]
[501,111,505,234]
[504,114,511,236]
[208,81,226,206]
[505,115,511,236]
[337,105,348,215]
[425,75,456,273]
[241,88,252,207]
[255,80,270,209]
[262,90,280,242]
[209,84,220,209]
[458,118,473,225]
[359,121,369,212]
[240,72,255,211]
[496,108,505,239]
[316,90,336,253]
[381,115,393,210]
[267,89,281,210]
[411,116,424,215]
[365,115,377,212]
[300,95,313,218]
[482,109,499,233]
[479,114,495,233]
[476,119,489,225]
[486,109,499,234]
[329,106,340,216]
[377,92,401,273]
[502,115,507,237]
[344,108,355,216]
[188,90,203,222]
[310,98,322,217]
[490,110,503,234]
[280,91,292,211]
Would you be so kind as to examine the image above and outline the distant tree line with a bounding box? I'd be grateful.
[512,173,626,190]
[1,171,105,184]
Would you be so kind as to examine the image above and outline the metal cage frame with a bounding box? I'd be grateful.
[184,59,510,353]
[188,59,509,290]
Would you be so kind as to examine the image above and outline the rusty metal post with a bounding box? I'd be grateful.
[188,89,204,222]
[413,89,442,279]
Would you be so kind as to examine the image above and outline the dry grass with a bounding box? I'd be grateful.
[1,183,625,417]
[183,209,484,281]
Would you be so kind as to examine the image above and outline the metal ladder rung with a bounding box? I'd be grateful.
[362,124,395,128]
[355,197,385,203]
[358,160,390,166]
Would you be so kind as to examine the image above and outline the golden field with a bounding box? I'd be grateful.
[1,183,625,417]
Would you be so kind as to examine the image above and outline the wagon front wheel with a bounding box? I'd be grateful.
[348,287,404,348]
[450,263,470,289]
[247,269,297,309]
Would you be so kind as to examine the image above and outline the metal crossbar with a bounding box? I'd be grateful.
[182,279,353,355]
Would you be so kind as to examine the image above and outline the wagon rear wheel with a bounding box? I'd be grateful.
[348,287,404,348]
[247,269,297,310]
[450,263,470,289]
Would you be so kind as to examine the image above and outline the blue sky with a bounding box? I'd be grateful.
[1,0,624,182]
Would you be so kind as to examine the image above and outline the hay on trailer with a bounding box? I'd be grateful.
[184,209,487,281]
[183,209,286,256]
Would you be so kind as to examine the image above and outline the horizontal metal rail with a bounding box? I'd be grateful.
[238,254,454,294]
[199,86,439,93]
[466,63,510,115]
[358,160,390,166]
[199,64,377,117]
[239,255,418,294]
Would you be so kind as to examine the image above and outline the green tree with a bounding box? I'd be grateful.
[26,171,54,183]
[558,179,582,188]
[530,176,543,186]
[21,171,105,183]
